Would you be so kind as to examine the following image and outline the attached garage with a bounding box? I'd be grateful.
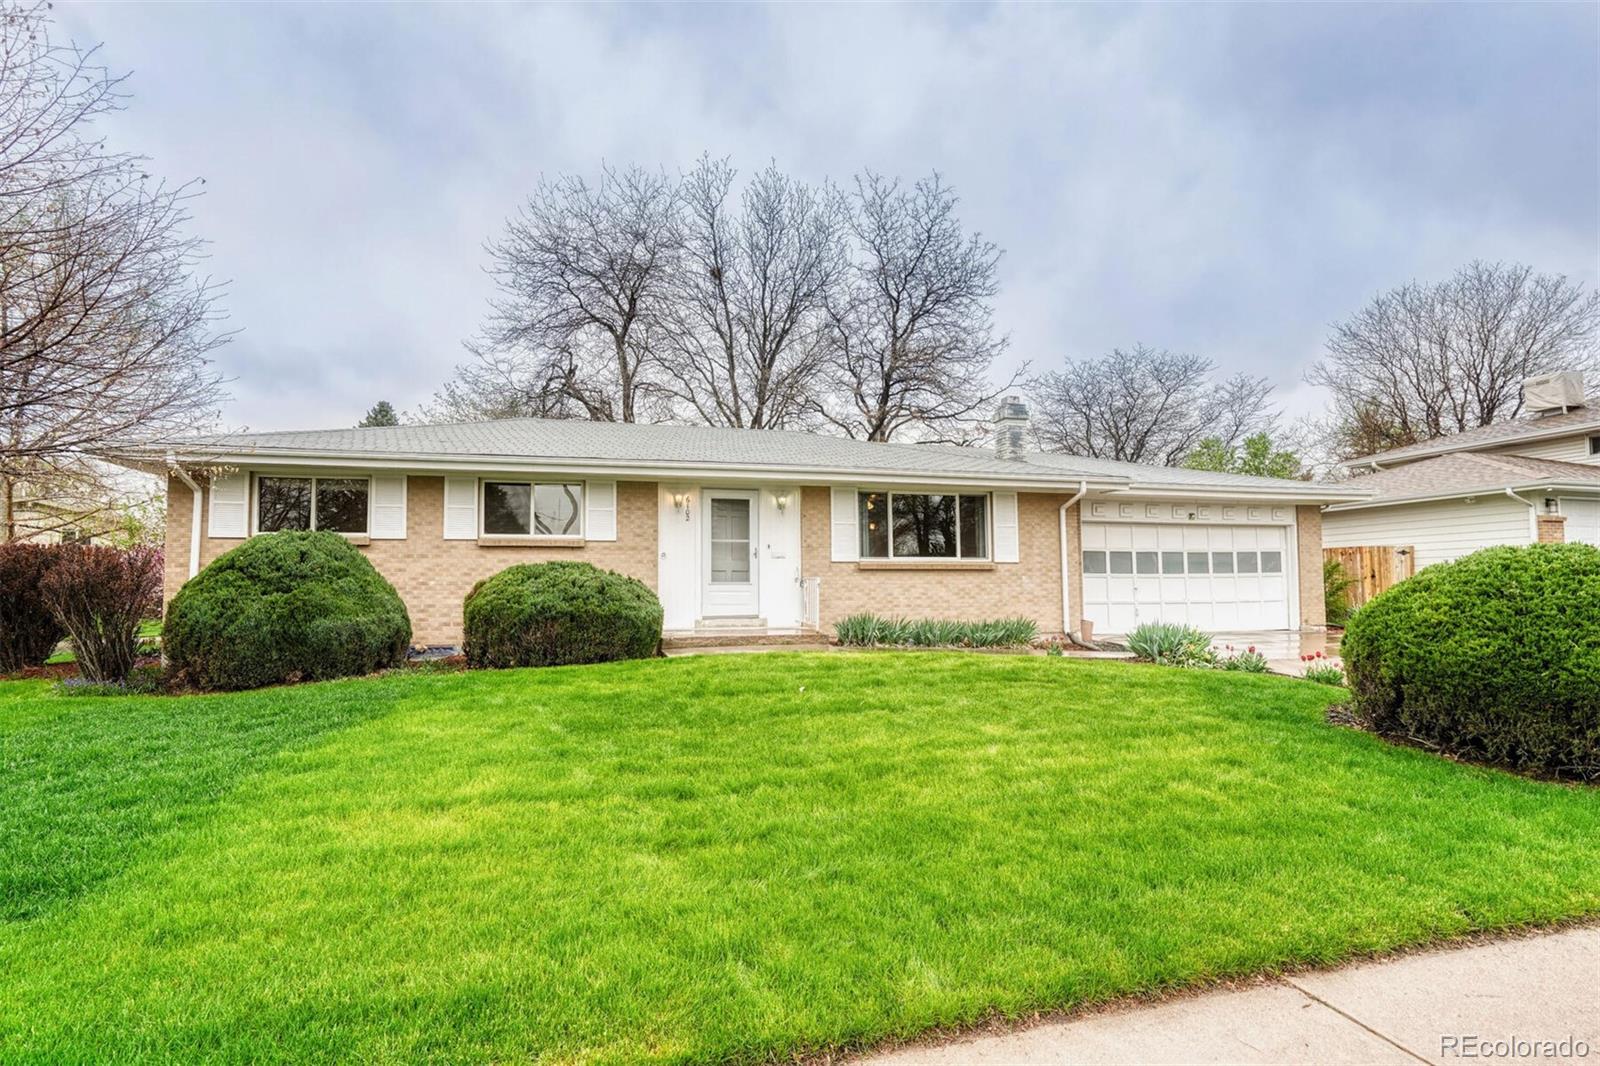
[1081,521,1293,633]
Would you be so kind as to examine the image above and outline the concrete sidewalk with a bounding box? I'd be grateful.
[865,925,1599,1065]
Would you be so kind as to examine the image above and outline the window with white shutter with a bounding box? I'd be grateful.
[442,477,478,540]
[207,473,249,539]
[370,476,407,539]
[992,491,1020,563]
[830,486,858,562]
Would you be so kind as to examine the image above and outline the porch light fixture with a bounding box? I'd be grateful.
[672,490,690,510]
[1544,497,1558,514]
[774,490,790,513]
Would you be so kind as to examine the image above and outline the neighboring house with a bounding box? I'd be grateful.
[105,400,1364,646]
[4,494,117,544]
[1325,373,1600,568]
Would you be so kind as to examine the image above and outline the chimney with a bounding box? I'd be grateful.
[993,395,1031,460]
[1522,371,1587,416]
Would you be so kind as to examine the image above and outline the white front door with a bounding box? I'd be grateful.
[702,490,760,617]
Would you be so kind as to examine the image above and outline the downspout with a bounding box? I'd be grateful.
[1505,487,1539,543]
[168,454,202,579]
[1059,480,1089,644]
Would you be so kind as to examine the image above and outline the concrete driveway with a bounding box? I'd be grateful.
[1207,629,1343,676]
[864,924,1599,1065]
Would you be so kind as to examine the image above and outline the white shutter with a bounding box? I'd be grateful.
[443,477,478,540]
[208,473,248,539]
[370,476,407,539]
[993,491,1019,563]
[830,487,858,562]
[585,480,617,541]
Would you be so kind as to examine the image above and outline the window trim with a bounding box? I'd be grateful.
[478,478,586,540]
[253,474,372,537]
[857,490,991,561]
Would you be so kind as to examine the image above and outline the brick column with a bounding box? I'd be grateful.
[1537,513,1567,544]
[1295,505,1327,630]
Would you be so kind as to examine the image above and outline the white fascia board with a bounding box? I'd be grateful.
[136,447,1133,493]
[1323,481,1600,512]
[1107,484,1372,504]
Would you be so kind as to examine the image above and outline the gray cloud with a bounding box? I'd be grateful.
[61,1,1598,431]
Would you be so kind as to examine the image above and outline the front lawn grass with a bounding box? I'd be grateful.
[2,653,1598,1063]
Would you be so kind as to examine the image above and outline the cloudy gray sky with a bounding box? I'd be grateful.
[61,2,1599,433]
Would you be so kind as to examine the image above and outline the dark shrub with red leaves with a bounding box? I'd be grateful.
[0,542,66,673]
[39,545,162,683]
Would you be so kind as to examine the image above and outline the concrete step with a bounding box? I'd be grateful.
[662,630,830,650]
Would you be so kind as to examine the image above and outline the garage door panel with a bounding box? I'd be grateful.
[1081,522,1290,633]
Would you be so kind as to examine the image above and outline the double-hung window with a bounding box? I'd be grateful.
[482,481,583,537]
[858,491,989,559]
[256,476,370,534]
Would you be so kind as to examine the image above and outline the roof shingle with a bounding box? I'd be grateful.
[1332,452,1600,507]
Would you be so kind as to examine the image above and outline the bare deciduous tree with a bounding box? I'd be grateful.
[1031,345,1275,465]
[1308,261,1600,459]
[442,165,681,424]
[0,3,229,540]
[661,157,843,429]
[814,172,1018,443]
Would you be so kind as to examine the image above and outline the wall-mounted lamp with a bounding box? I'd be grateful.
[1544,497,1559,514]
[774,490,790,513]
[672,490,690,511]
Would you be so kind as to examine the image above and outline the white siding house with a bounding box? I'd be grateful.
[1322,493,1534,568]
[1325,384,1600,570]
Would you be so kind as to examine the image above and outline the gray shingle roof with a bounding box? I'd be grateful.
[1018,450,1344,492]
[137,418,1115,483]
[119,416,1366,498]
[1352,403,1600,466]
[1330,452,1600,508]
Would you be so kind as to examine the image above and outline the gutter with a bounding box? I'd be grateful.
[1505,487,1543,542]
[1325,481,1600,512]
[167,454,203,580]
[1059,480,1089,645]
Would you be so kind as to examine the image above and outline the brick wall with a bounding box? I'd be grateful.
[164,475,659,645]
[1537,513,1567,544]
[1295,504,1327,629]
[798,486,1084,637]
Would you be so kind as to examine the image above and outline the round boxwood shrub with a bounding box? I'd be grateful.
[464,561,662,669]
[1342,543,1600,778]
[165,531,411,691]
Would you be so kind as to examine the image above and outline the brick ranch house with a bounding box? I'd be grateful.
[107,401,1367,647]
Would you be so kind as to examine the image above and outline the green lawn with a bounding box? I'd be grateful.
[45,618,162,665]
[2,653,1598,1063]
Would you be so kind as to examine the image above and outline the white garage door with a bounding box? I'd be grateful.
[1560,497,1600,545]
[1081,524,1291,633]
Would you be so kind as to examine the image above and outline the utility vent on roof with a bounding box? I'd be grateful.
[1523,372,1587,416]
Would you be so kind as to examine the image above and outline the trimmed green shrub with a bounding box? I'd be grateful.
[0,543,66,672]
[463,561,662,669]
[1343,544,1600,778]
[165,531,411,691]
[1127,622,1214,667]
[833,613,1037,648]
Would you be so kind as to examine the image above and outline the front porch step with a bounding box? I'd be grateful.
[662,629,830,650]
[693,616,769,630]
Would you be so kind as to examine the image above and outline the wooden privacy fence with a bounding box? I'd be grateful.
[1323,545,1416,609]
